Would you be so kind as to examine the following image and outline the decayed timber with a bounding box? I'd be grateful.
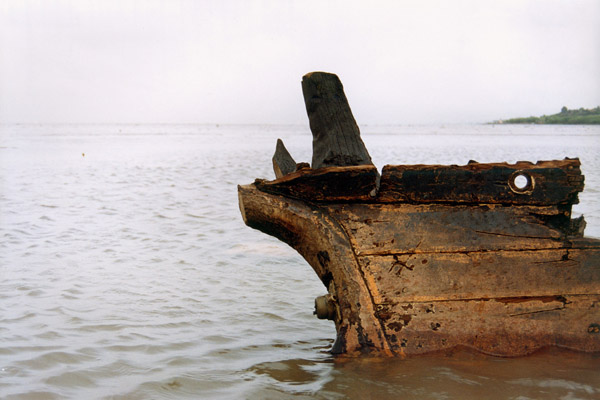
[238,72,600,357]
[272,139,297,179]
[256,165,379,202]
[378,159,584,205]
[239,182,600,356]
[302,72,373,169]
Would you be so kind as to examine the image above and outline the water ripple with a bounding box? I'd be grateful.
[1,124,599,399]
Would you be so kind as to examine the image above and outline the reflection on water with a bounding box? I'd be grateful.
[242,348,600,399]
[0,123,599,399]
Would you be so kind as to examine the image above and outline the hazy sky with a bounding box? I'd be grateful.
[1,0,599,124]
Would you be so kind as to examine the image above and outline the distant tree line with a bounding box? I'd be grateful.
[496,106,600,125]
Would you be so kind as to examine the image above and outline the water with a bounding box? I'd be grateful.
[1,123,599,399]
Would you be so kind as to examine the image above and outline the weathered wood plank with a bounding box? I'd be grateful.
[378,295,600,356]
[238,183,393,356]
[272,138,297,179]
[358,248,600,303]
[301,72,373,169]
[255,165,379,202]
[328,203,572,255]
[378,159,584,205]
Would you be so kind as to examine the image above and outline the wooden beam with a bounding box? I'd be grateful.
[378,159,584,205]
[255,165,379,202]
[301,72,373,169]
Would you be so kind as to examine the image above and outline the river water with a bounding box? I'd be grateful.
[1,123,599,399]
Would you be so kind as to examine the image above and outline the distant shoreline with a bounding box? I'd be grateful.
[493,106,600,125]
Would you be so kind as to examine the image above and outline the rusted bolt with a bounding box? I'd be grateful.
[588,323,600,334]
[314,295,337,320]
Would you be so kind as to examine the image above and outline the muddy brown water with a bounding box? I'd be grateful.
[1,123,599,399]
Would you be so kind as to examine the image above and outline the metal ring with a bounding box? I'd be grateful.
[508,170,534,194]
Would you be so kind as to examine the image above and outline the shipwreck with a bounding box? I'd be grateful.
[238,72,600,357]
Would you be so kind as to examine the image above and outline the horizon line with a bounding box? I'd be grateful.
[0,121,494,126]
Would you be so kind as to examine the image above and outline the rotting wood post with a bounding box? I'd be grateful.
[272,139,297,179]
[301,72,373,169]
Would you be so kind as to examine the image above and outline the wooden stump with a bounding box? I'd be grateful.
[301,72,373,169]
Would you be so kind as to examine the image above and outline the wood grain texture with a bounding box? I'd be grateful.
[238,183,393,356]
[302,72,373,169]
[327,203,573,255]
[255,165,379,202]
[238,72,599,357]
[379,295,600,356]
[238,181,600,357]
[272,138,297,179]
[378,159,584,205]
[358,248,600,303]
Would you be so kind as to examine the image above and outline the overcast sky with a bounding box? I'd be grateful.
[1,0,599,124]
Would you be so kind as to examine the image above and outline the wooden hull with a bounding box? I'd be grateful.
[238,72,600,357]
[238,180,600,357]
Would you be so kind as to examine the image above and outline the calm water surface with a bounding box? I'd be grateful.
[1,124,599,399]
